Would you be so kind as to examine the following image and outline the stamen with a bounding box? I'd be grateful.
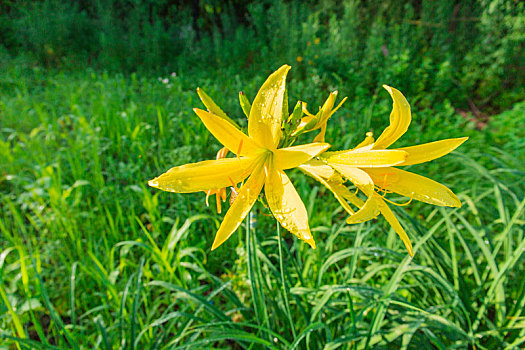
[381,193,414,207]
[379,172,390,192]
[216,147,229,160]
[375,186,393,196]
[228,176,241,205]
[236,139,244,159]
[220,188,227,201]
[375,172,396,194]
[216,193,222,213]
[230,188,239,205]
[205,190,212,207]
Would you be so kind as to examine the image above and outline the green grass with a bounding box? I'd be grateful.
[1,61,524,349]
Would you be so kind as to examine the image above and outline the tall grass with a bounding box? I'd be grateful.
[1,61,524,348]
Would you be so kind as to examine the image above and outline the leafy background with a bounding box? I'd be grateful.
[0,0,524,348]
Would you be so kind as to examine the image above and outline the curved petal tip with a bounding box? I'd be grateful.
[148,179,159,188]
[306,236,316,249]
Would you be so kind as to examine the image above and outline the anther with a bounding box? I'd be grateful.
[236,139,244,159]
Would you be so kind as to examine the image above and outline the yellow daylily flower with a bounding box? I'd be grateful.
[304,85,467,257]
[149,65,330,250]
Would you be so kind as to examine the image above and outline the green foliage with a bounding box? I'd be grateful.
[1,61,524,348]
[0,0,524,348]
[1,0,524,110]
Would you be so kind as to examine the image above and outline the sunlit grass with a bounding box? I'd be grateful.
[1,64,524,349]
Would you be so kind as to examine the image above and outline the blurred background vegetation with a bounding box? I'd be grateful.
[1,0,523,110]
[1,0,524,349]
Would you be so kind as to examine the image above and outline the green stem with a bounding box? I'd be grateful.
[277,220,297,339]
[247,211,269,335]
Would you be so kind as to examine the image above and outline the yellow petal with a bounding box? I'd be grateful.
[313,123,328,143]
[376,197,414,257]
[325,165,380,223]
[239,91,251,118]
[322,149,407,167]
[300,164,363,215]
[398,137,469,165]
[248,65,290,149]
[353,132,375,150]
[298,159,336,179]
[314,94,347,141]
[346,195,380,224]
[321,91,337,115]
[301,101,316,118]
[325,181,365,215]
[300,161,379,224]
[196,88,240,128]
[265,168,316,248]
[373,86,411,150]
[329,164,375,196]
[365,167,461,207]
[194,108,262,157]
[274,143,331,170]
[211,164,266,250]
[313,91,337,132]
[331,96,347,115]
[148,157,255,193]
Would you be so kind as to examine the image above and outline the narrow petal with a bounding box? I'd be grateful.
[327,165,381,223]
[248,65,290,149]
[196,88,240,128]
[365,167,461,207]
[274,143,331,170]
[313,94,347,142]
[300,161,379,224]
[329,164,375,195]
[239,91,251,118]
[331,96,347,115]
[377,198,414,257]
[353,132,375,150]
[373,86,411,150]
[346,195,380,224]
[298,159,336,179]
[313,91,337,132]
[148,157,255,193]
[194,108,262,156]
[398,137,469,165]
[300,164,364,215]
[322,149,407,167]
[321,91,337,118]
[313,123,328,142]
[265,168,316,248]
[211,164,266,250]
